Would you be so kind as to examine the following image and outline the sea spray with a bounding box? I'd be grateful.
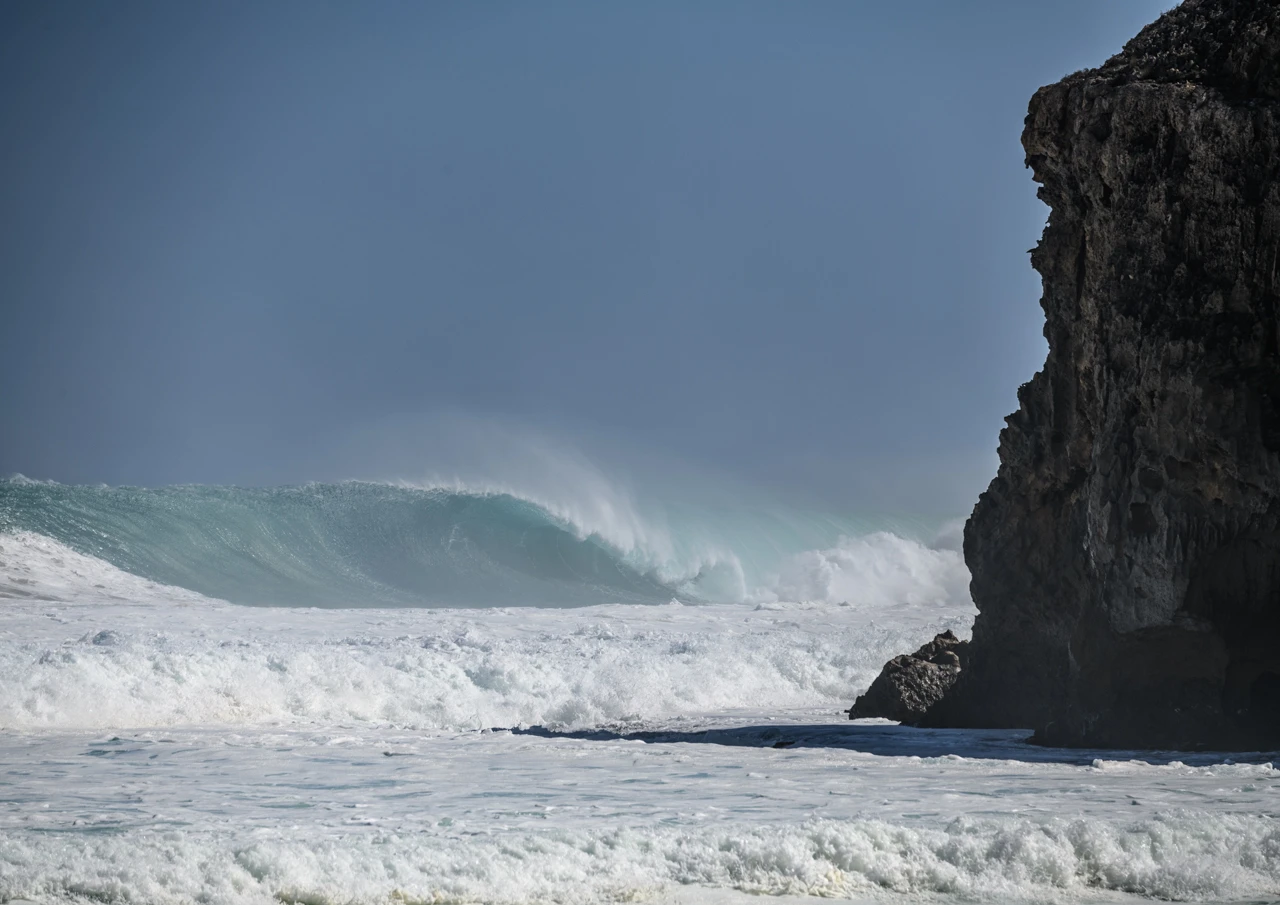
[0,584,971,731]
[0,478,967,609]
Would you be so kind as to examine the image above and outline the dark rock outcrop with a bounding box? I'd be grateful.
[924,0,1280,749]
[849,631,969,723]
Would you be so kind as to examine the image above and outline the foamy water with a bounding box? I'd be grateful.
[5,709,1280,903]
[0,528,969,732]
[2,516,1278,903]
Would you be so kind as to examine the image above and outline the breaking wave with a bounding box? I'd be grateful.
[0,590,971,731]
[0,477,969,609]
[4,813,1279,904]
[0,475,974,731]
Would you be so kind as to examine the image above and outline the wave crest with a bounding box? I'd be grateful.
[0,479,970,610]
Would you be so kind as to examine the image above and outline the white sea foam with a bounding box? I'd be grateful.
[5,516,1273,905]
[3,813,1279,904]
[0,522,972,731]
[2,472,970,607]
[0,590,968,731]
[760,531,970,608]
[0,531,211,604]
[3,707,1278,904]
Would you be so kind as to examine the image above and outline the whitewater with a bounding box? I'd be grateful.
[2,478,1278,904]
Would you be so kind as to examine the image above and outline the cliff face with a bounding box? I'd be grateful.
[927,0,1280,748]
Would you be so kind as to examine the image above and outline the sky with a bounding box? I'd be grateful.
[0,1,1172,512]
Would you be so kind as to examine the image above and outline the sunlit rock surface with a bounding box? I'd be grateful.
[848,631,969,724]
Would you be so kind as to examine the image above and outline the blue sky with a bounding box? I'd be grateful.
[0,1,1171,510]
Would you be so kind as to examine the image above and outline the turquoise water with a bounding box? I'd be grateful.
[0,478,958,607]
[4,481,1276,904]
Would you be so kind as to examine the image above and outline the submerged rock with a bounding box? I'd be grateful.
[849,631,969,724]
[925,0,1280,749]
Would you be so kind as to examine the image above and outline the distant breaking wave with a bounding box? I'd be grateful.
[0,477,968,609]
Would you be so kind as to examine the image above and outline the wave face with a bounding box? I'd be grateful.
[0,478,967,608]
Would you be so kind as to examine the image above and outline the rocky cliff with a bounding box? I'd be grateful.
[925,0,1280,749]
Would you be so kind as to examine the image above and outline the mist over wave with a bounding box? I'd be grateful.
[8,471,1274,905]
[0,476,969,610]
[0,459,975,732]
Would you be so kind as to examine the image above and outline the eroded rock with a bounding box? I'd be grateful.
[923,0,1280,749]
[849,631,969,724]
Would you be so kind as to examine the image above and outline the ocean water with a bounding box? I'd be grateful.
[2,478,1278,904]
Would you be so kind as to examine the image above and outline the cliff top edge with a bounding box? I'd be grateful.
[1072,0,1280,100]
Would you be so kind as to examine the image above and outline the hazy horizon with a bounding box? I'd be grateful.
[1,1,1172,512]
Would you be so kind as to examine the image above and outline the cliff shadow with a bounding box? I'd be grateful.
[509,721,1279,767]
